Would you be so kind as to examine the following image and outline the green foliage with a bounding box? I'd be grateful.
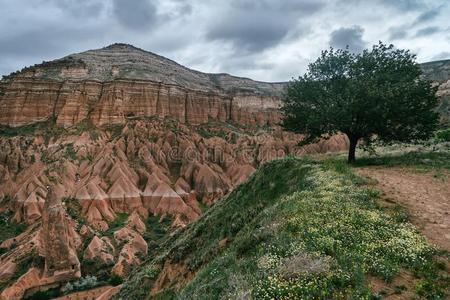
[105,213,129,236]
[62,275,99,294]
[436,128,450,141]
[24,289,61,300]
[0,207,27,243]
[109,274,124,286]
[0,251,44,291]
[68,119,100,140]
[116,157,448,299]
[282,42,439,162]
[143,215,172,251]
[65,143,77,160]
[0,117,66,143]
[105,124,125,140]
[354,150,450,170]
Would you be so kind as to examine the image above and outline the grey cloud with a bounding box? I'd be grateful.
[329,26,367,53]
[207,18,291,52]
[112,0,158,30]
[1,0,450,81]
[432,51,450,61]
[379,0,423,11]
[414,7,441,24]
[206,0,325,53]
[388,26,408,40]
[415,26,440,37]
[43,0,105,18]
[0,24,110,75]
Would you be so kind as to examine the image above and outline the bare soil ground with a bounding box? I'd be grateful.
[356,166,450,298]
[356,167,450,251]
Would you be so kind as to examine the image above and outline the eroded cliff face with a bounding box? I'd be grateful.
[0,43,284,128]
[0,118,349,299]
[0,44,347,299]
[0,78,281,128]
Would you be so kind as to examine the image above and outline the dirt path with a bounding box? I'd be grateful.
[356,167,450,251]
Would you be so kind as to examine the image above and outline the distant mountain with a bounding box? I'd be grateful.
[2,43,284,96]
[421,59,450,82]
[421,59,450,123]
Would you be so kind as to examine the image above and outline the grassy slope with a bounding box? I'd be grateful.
[115,155,448,299]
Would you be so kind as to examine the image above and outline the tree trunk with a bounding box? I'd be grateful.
[347,135,358,164]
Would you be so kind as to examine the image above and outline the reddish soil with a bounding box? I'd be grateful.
[356,167,450,251]
[357,166,450,298]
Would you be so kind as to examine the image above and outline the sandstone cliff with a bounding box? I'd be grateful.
[0,44,283,128]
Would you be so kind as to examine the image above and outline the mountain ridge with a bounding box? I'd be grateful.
[1,43,285,97]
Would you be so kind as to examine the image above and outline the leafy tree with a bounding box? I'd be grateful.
[282,42,439,163]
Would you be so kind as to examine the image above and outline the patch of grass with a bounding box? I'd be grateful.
[436,128,450,142]
[143,215,172,252]
[68,119,101,140]
[354,151,450,171]
[0,209,27,243]
[64,143,77,160]
[24,288,61,300]
[105,213,129,236]
[115,156,448,299]
[105,124,125,140]
[63,197,84,224]
[0,251,44,291]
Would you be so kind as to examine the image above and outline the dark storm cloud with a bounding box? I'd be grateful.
[329,26,367,53]
[415,26,441,37]
[112,0,158,30]
[206,0,325,52]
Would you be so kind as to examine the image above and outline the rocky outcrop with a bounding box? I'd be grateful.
[0,78,280,128]
[41,187,81,280]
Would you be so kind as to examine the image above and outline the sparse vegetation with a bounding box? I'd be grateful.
[61,275,100,294]
[143,215,172,251]
[105,213,129,236]
[64,143,77,160]
[0,208,27,243]
[105,124,125,140]
[436,128,450,142]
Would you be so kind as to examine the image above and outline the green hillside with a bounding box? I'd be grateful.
[115,156,448,299]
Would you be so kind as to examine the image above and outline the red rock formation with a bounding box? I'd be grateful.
[0,78,280,128]
[0,44,352,297]
[41,187,81,280]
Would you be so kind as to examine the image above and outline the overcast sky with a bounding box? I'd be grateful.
[0,0,449,82]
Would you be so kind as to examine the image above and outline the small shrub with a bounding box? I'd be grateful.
[65,143,77,160]
[436,128,450,141]
[109,274,124,286]
[62,275,99,294]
